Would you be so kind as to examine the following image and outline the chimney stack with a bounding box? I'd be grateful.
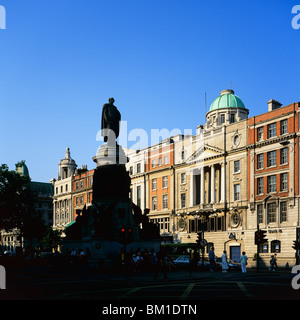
[267,99,282,112]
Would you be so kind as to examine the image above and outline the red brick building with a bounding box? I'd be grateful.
[72,167,95,220]
[146,141,174,235]
[248,99,300,265]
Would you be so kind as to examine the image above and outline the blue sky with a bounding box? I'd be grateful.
[0,0,299,182]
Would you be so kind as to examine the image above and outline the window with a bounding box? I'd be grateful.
[157,158,162,167]
[267,202,277,223]
[80,180,84,189]
[257,127,264,141]
[65,184,68,192]
[267,150,277,167]
[257,154,264,169]
[267,175,277,193]
[137,186,141,208]
[268,123,277,138]
[234,160,240,173]
[181,193,186,208]
[234,184,240,201]
[152,159,156,168]
[281,119,288,135]
[61,186,63,193]
[271,240,281,253]
[80,195,84,204]
[163,156,169,165]
[259,242,269,253]
[56,187,58,194]
[230,114,235,123]
[162,176,168,188]
[76,197,79,205]
[76,182,79,190]
[152,217,169,232]
[280,172,288,191]
[220,114,225,124]
[136,163,141,173]
[162,194,168,209]
[152,196,157,210]
[180,173,186,184]
[152,178,157,190]
[231,212,240,227]
[257,177,264,194]
[257,204,263,224]
[129,166,133,175]
[280,201,287,222]
[280,148,288,164]
[181,151,185,161]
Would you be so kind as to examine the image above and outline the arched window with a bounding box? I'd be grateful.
[271,240,281,253]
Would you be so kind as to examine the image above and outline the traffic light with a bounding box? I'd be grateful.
[127,227,133,244]
[260,230,267,243]
[292,241,300,250]
[118,226,134,245]
[118,227,127,244]
[255,230,267,245]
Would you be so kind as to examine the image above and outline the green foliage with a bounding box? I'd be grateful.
[0,163,36,232]
[41,227,63,251]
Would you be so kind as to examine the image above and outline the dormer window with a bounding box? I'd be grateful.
[220,114,225,124]
[230,114,235,123]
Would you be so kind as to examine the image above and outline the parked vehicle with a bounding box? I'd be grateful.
[215,257,241,271]
[173,255,191,268]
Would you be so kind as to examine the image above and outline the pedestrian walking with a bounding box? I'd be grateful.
[209,247,215,272]
[221,250,229,272]
[274,253,278,269]
[270,255,275,271]
[240,251,248,273]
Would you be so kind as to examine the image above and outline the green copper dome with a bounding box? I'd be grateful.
[16,161,30,177]
[209,89,246,112]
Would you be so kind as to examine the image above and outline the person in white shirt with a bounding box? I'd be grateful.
[240,251,248,273]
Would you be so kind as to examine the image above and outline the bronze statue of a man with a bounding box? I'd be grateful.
[101,97,121,143]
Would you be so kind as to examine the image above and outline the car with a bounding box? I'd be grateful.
[215,257,241,271]
[173,255,191,268]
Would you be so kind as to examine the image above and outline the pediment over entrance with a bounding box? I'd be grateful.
[185,144,225,164]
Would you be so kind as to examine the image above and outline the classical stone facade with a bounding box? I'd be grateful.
[126,89,300,267]
[172,89,249,263]
[51,148,77,230]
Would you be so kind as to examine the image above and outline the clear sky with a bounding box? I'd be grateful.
[0,0,299,182]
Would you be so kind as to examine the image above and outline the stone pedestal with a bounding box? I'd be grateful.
[64,140,160,270]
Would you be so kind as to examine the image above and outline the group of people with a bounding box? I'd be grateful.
[209,248,280,273]
[209,247,249,273]
[119,248,175,279]
[64,248,91,264]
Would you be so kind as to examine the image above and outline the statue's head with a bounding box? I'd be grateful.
[108,97,115,104]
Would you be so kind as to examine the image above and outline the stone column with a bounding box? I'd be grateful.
[220,163,225,203]
[200,167,205,204]
[189,170,194,207]
[211,165,215,203]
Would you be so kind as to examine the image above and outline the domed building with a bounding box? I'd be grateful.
[51,148,77,230]
[205,89,249,130]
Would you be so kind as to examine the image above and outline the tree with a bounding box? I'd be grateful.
[0,163,36,232]
[41,228,62,251]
